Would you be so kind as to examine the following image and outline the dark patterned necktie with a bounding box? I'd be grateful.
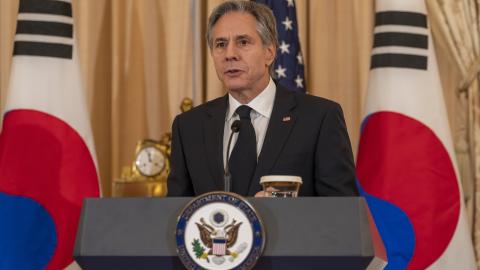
[229,105,257,195]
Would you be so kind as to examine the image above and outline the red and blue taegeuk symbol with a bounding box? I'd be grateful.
[0,110,99,269]
[356,111,460,270]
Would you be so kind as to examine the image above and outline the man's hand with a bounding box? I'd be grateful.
[254,190,267,197]
[254,187,278,197]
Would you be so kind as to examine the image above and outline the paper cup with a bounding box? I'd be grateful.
[259,175,302,198]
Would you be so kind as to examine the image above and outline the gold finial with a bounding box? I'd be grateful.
[181,97,193,112]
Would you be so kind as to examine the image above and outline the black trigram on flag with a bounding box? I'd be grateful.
[370,11,428,70]
[13,0,73,59]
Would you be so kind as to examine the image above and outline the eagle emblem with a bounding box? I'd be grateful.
[191,211,247,265]
[176,192,265,269]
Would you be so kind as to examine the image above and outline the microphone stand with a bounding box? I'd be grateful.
[224,120,241,192]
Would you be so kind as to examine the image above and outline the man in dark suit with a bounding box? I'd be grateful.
[167,0,358,197]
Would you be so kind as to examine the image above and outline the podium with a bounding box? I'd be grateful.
[74,197,374,269]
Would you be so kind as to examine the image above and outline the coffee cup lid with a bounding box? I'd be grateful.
[260,175,302,184]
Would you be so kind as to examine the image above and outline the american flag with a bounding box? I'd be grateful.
[254,0,306,92]
[212,238,227,255]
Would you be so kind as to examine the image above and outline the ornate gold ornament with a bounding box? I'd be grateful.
[111,97,193,197]
[113,134,171,197]
[130,138,170,179]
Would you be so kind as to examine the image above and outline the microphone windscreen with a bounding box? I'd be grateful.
[231,120,241,133]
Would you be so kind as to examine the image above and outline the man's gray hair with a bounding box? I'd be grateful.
[206,0,278,75]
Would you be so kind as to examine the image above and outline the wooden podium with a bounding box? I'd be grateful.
[74,197,374,269]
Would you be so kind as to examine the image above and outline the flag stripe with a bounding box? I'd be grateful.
[374,25,428,35]
[16,20,73,38]
[370,53,427,70]
[372,46,427,57]
[13,41,72,59]
[18,13,74,25]
[375,11,427,28]
[374,32,428,49]
[19,0,72,17]
[15,34,73,46]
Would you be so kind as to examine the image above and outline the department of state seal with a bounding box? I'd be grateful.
[175,192,265,270]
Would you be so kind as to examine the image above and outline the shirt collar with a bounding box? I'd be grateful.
[227,77,276,121]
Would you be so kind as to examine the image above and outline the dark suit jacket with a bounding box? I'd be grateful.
[167,85,358,197]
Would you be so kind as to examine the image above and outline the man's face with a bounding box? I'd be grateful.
[210,12,275,94]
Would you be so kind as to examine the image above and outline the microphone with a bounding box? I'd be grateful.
[224,120,241,192]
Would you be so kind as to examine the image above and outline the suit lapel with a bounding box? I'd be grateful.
[204,95,228,190]
[247,85,297,195]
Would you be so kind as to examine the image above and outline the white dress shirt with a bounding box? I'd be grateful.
[223,77,276,168]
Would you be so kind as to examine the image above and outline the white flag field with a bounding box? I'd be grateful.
[0,0,100,269]
[357,0,476,269]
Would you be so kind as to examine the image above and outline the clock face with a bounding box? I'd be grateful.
[135,146,165,177]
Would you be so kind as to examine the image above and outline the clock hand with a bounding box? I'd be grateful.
[147,150,152,162]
